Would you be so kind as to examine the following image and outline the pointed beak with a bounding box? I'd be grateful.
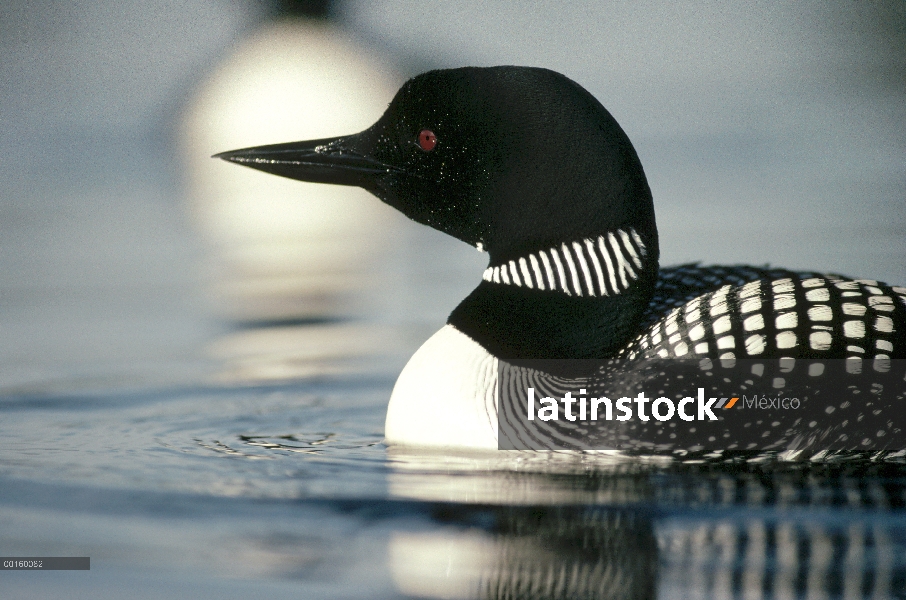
[213,134,400,188]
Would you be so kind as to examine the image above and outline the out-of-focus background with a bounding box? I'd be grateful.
[1,1,904,598]
[2,0,903,394]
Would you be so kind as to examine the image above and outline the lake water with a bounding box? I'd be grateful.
[3,185,906,598]
[5,357,906,598]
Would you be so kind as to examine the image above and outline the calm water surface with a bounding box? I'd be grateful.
[3,223,906,598]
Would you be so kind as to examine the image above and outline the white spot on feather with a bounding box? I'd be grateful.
[713,315,732,335]
[842,303,866,316]
[717,336,735,349]
[773,294,795,310]
[744,314,765,331]
[710,301,728,316]
[772,279,794,293]
[741,298,761,314]
[740,281,761,298]
[776,331,797,349]
[875,316,894,333]
[775,313,797,329]
[808,305,833,321]
[745,334,766,355]
[843,320,866,339]
[805,288,830,302]
[810,331,832,351]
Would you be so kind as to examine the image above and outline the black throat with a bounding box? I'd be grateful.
[448,271,658,359]
[448,227,659,359]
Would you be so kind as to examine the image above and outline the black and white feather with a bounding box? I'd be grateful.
[482,228,648,297]
[625,266,906,361]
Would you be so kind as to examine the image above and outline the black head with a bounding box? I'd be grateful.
[216,66,658,266]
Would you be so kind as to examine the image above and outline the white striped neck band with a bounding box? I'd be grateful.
[482,228,648,297]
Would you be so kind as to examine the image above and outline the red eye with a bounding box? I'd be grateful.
[417,129,437,151]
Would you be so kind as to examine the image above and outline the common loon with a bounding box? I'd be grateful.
[217,66,906,451]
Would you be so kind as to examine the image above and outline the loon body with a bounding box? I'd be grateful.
[217,66,906,452]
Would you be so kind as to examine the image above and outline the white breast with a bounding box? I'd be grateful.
[385,325,499,449]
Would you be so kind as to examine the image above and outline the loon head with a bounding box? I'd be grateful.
[217,66,660,358]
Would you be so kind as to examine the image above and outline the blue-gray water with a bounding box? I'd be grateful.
[1,2,905,598]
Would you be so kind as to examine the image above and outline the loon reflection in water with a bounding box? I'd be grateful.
[401,509,901,599]
[381,460,906,599]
